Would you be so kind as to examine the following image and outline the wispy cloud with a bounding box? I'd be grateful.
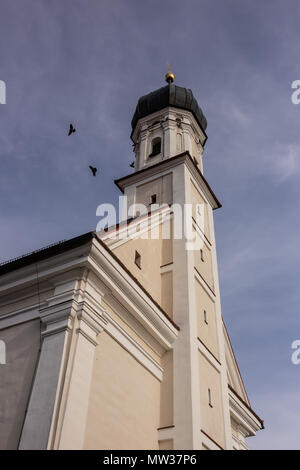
[230,104,251,126]
[273,144,299,182]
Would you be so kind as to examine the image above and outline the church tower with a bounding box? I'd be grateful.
[0,71,263,451]
[113,71,263,450]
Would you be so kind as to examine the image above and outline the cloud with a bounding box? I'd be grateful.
[273,144,299,182]
[230,104,251,126]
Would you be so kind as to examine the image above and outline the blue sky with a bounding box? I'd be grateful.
[1,0,300,449]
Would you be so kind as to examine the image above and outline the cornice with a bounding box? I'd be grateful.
[115,151,221,210]
[228,385,264,435]
[131,106,207,145]
[0,245,91,295]
[0,230,178,351]
[88,237,179,350]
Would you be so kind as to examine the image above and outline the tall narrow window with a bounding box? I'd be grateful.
[149,137,161,157]
[204,310,208,324]
[135,250,141,269]
[208,388,213,407]
[200,249,204,262]
[150,194,157,205]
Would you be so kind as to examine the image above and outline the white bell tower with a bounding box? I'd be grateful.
[114,71,263,449]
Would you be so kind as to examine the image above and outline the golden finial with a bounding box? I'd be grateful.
[165,63,175,84]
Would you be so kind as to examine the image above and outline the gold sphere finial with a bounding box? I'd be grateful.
[165,64,175,84]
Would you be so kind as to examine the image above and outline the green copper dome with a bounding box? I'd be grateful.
[131,83,207,132]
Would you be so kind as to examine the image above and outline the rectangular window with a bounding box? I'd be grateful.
[151,194,157,205]
[204,310,208,324]
[208,388,213,407]
[135,250,141,269]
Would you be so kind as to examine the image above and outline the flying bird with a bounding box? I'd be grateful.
[89,165,97,176]
[129,161,135,168]
[68,123,76,136]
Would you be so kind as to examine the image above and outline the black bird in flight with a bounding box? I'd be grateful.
[89,165,97,176]
[68,123,76,136]
[129,161,135,168]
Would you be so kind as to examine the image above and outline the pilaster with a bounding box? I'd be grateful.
[56,301,105,449]
[172,164,202,449]
[138,126,150,169]
[161,115,177,159]
[18,298,75,450]
[207,207,233,449]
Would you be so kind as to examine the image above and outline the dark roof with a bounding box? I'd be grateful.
[131,83,207,133]
[0,232,94,275]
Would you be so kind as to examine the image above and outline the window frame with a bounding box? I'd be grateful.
[134,250,141,269]
[208,388,213,408]
[149,137,161,158]
[150,194,157,205]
